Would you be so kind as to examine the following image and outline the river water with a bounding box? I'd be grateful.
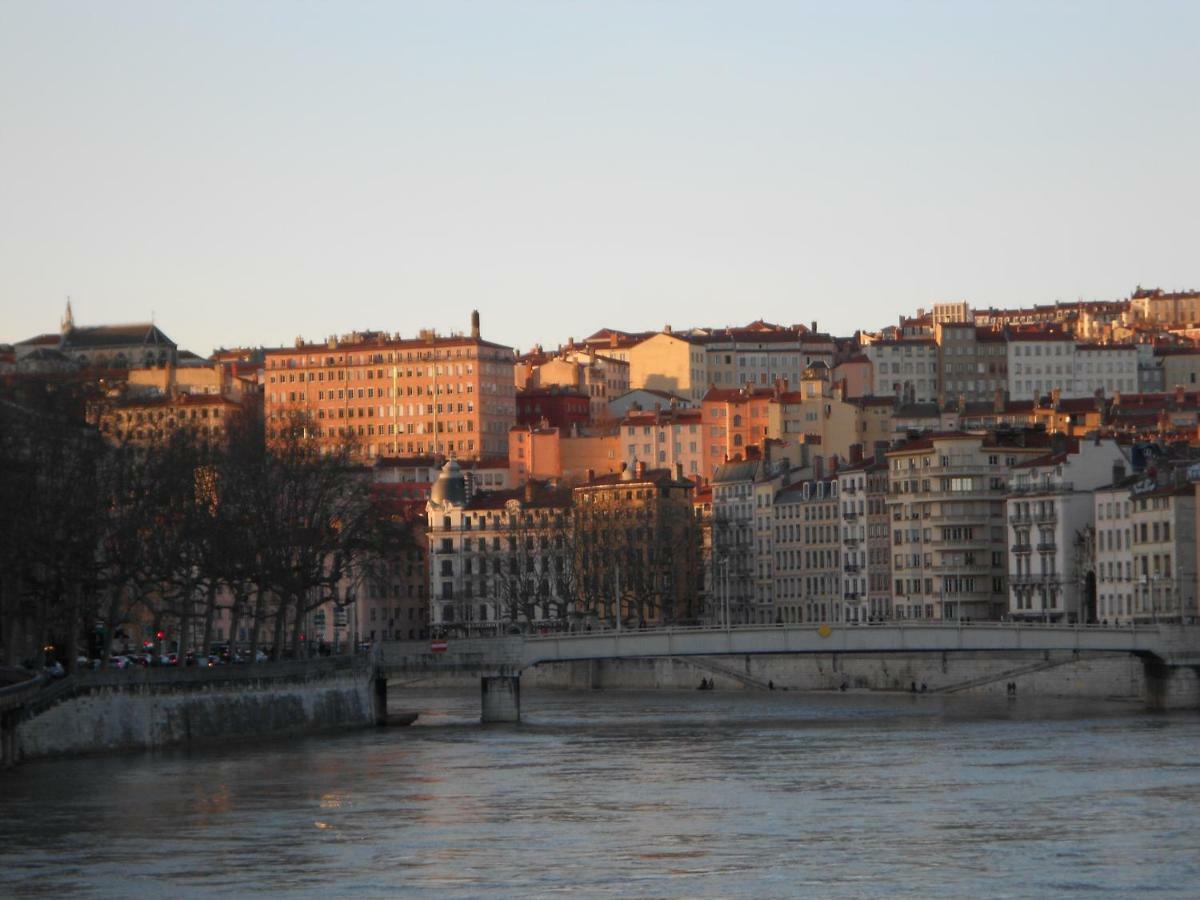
[2,689,1199,898]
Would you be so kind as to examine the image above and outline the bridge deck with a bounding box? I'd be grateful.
[377,623,1200,675]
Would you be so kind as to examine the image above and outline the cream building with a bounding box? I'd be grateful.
[888,432,1048,621]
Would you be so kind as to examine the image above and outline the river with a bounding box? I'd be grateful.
[2,689,1199,897]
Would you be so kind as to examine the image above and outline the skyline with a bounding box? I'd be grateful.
[3,1,1199,355]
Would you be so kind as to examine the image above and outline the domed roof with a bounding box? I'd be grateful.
[430,458,467,506]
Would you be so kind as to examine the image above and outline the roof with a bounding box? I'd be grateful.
[15,333,60,347]
[577,467,694,490]
[265,332,513,355]
[702,386,774,403]
[62,324,175,350]
[621,407,703,426]
[464,484,572,511]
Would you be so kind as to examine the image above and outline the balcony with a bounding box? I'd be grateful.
[844,511,859,521]
[1008,512,1032,525]
[1036,542,1057,553]
[1009,481,1074,495]
[1035,511,1058,525]
[843,591,861,601]
[1011,543,1031,554]
[844,564,860,574]
[1010,573,1061,586]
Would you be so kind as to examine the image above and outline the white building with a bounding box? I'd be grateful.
[1094,482,1135,625]
[1006,439,1129,622]
[1006,332,1137,400]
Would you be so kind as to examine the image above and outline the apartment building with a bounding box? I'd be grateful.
[621,330,710,402]
[1006,439,1128,622]
[426,459,572,634]
[573,463,701,627]
[767,363,879,462]
[711,458,789,625]
[263,312,516,461]
[619,406,705,477]
[934,323,1007,403]
[508,424,622,485]
[1094,481,1135,624]
[1006,331,1137,400]
[773,475,841,624]
[515,345,630,422]
[887,432,1047,621]
[701,386,775,477]
[1129,287,1200,325]
[1128,480,1197,624]
[838,454,892,622]
[702,325,836,389]
[864,338,938,403]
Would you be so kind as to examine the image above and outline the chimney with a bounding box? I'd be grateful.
[470,310,481,339]
[828,455,839,476]
[1113,390,1121,406]
[1094,386,1105,412]
[849,443,864,465]
[813,454,824,480]
[664,324,672,334]
[524,480,535,503]
[675,462,684,481]
[993,387,1005,414]
[1175,384,1185,406]
[874,442,887,465]
[1050,387,1061,410]
[811,320,818,333]
[635,460,646,479]
[585,467,595,483]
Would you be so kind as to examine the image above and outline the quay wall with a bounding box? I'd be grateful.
[15,657,376,763]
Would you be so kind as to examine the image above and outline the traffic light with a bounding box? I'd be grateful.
[156,630,165,640]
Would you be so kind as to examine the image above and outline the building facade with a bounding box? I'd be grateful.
[263,312,516,461]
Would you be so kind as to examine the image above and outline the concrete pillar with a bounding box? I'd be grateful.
[481,674,520,723]
[372,676,388,726]
[1143,660,1200,710]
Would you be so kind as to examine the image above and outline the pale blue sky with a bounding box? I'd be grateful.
[2,1,1197,355]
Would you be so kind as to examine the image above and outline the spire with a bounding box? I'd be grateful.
[61,297,74,333]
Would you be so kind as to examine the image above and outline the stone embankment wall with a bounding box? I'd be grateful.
[520,651,1155,701]
[16,657,376,762]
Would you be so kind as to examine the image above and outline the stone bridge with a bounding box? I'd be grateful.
[376,623,1200,722]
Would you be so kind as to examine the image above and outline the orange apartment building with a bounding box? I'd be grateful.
[263,312,516,461]
[700,386,775,477]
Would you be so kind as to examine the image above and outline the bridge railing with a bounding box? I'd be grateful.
[521,620,1165,642]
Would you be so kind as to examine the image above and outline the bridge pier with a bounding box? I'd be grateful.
[1142,659,1200,710]
[481,674,520,723]
[0,710,20,770]
[372,675,388,726]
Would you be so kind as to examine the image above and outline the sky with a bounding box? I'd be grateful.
[2,1,1198,356]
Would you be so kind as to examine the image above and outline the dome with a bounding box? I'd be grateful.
[430,459,467,506]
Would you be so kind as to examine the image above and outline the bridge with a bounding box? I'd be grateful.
[375,622,1200,722]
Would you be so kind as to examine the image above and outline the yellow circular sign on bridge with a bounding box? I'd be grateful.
[818,624,832,638]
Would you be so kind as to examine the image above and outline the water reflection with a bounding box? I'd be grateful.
[1,690,1198,897]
